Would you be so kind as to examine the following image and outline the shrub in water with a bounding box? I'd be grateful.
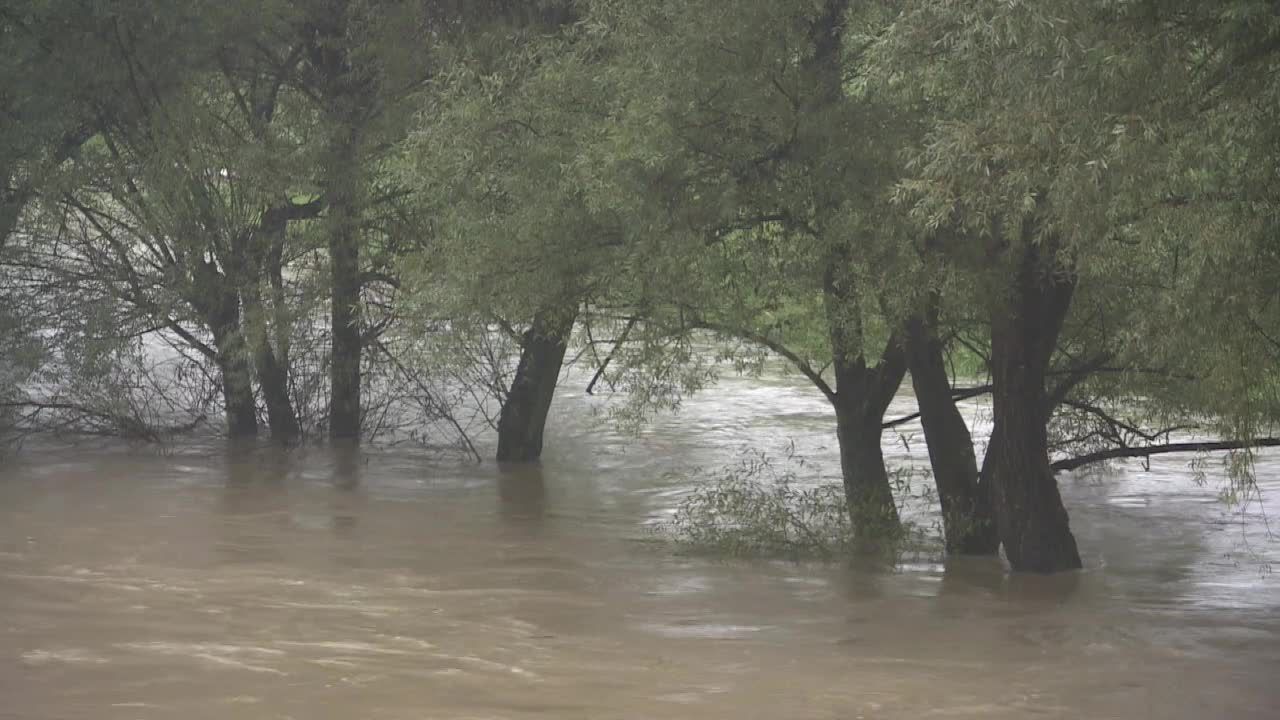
[665,450,939,562]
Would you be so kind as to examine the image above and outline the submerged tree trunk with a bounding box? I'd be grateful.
[985,239,1082,573]
[833,390,899,541]
[208,292,258,440]
[244,208,300,443]
[822,243,907,544]
[906,310,999,555]
[191,258,258,439]
[829,340,907,543]
[325,128,363,442]
[305,4,369,444]
[254,342,297,441]
[245,278,299,443]
[496,309,576,462]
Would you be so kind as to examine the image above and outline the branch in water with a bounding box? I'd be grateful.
[1052,438,1280,473]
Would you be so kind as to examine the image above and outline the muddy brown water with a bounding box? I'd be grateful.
[2,372,1278,719]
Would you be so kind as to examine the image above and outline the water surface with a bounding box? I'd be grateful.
[2,371,1277,718]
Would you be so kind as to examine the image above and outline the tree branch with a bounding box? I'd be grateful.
[881,385,992,430]
[690,320,836,403]
[1052,438,1280,473]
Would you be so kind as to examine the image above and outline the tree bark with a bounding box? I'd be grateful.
[248,294,299,442]
[496,309,576,462]
[0,187,25,253]
[984,239,1082,573]
[325,127,363,441]
[906,310,999,555]
[208,290,258,440]
[244,208,300,443]
[189,256,258,439]
[830,337,907,543]
[305,3,368,443]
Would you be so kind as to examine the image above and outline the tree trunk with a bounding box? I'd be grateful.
[190,256,257,440]
[244,209,300,443]
[209,294,258,440]
[251,315,299,442]
[906,311,999,555]
[822,244,907,544]
[326,127,362,442]
[0,187,24,253]
[829,337,907,543]
[833,393,899,541]
[496,310,576,462]
[985,240,1082,573]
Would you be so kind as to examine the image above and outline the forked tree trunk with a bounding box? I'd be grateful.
[830,338,907,544]
[834,393,899,540]
[496,310,576,462]
[985,239,1082,573]
[906,310,999,555]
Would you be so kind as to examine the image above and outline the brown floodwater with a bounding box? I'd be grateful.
[1,371,1278,719]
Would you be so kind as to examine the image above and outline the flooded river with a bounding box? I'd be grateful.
[2,370,1278,718]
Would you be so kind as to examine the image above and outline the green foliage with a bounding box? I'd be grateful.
[664,449,939,562]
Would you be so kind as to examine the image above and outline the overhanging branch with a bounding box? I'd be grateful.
[1052,438,1280,473]
[690,320,836,402]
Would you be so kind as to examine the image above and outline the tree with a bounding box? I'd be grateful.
[1,0,295,439]
[557,0,941,542]
[869,0,1280,571]
[402,2,675,462]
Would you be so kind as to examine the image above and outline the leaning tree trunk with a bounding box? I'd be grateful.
[325,127,363,442]
[985,239,1082,573]
[243,210,300,443]
[906,310,998,555]
[496,309,576,462]
[248,302,299,442]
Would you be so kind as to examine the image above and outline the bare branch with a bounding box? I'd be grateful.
[1052,438,1280,473]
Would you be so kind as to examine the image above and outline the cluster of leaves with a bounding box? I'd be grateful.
[665,449,939,562]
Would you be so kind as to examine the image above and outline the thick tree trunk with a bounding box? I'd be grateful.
[191,257,258,440]
[822,240,907,544]
[829,339,907,543]
[326,129,362,442]
[833,394,899,541]
[985,240,1082,573]
[496,310,576,462]
[906,311,999,555]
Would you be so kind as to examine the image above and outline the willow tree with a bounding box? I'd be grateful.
[400,3,602,462]
[1,0,305,439]
[551,0,1002,546]
[870,0,1280,571]
[284,0,537,443]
